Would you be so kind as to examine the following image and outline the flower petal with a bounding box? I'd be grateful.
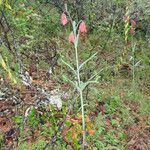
[68,32,75,43]
[61,13,68,26]
[78,21,87,33]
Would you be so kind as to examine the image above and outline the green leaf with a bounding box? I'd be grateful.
[93,147,98,150]
[78,52,97,71]
[143,58,150,63]
[134,60,141,67]
[62,74,78,89]
[13,116,23,124]
[62,74,69,82]
[79,81,87,91]
[0,54,17,84]
[61,59,76,75]
[118,132,128,140]
[5,3,11,10]
[65,120,72,127]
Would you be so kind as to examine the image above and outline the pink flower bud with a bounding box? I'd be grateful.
[78,21,87,33]
[61,13,68,26]
[68,32,75,43]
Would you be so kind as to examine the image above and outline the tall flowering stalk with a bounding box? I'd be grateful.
[123,6,130,45]
[129,20,141,96]
[60,6,98,148]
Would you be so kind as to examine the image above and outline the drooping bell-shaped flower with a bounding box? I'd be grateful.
[68,32,75,43]
[61,13,68,26]
[78,21,87,33]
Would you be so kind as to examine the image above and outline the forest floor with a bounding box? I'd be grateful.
[0,65,150,150]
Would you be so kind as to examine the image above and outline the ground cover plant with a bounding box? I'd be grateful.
[0,0,150,150]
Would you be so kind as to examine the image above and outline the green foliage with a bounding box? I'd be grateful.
[27,107,39,128]
[86,112,127,149]
[0,46,17,84]
[0,0,11,9]
[147,117,150,129]
[10,1,60,39]
[18,142,28,150]
[18,140,46,150]
[0,133,4,149]
[105,96,122,115]
[13,115,23,124]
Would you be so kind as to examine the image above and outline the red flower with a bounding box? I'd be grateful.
[78,21,87,33]
[68,32,75,43]
[123,15,129,22]
[61,13,68,26]
[130,27,135,34]
[131,20,136,28]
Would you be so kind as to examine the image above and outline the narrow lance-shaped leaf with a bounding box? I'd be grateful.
[61,59,76,75]
[62,74,79,90]
[78,52,97,71]
[134,60,141,67]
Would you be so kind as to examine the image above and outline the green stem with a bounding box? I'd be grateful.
[75,46,85,148]
[132,50,135,97]
[80,90,85,140]
[131,36,135,96]
[80,89,86,150]
[75,47,80,84]
[132,56,135,87]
